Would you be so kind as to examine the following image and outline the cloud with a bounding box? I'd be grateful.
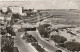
[0,0,79,9]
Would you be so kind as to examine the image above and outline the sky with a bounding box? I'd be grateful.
[0,0,80,9]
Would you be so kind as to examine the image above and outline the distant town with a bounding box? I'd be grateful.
[0,6,80,52]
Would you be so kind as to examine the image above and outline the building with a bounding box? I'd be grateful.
[20,13,27,16]
[0,14,5,20]
[9,6,22,14]
[32,9,37,12]
[5,14,12,21]
[2,7,8,13]
[0,13,12,21]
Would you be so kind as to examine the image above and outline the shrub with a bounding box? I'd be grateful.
[31,43,45,52]
[64,42,80,51]
[51,35,67,45]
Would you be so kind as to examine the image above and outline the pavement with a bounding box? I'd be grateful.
[27,30,58,52]
[28,43,38,52]
[14,32,37,52]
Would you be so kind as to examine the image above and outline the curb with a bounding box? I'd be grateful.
[28,43,38,52]
[38,44,49,52]
[20,34,38,52]
[36,30,67,52]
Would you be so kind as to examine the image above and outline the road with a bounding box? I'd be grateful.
[14,32,36,52]
[27,31,58,52]
[12,22,57,52]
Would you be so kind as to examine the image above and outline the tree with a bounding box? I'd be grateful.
[26,9,33,17]
[1,29,7,35]
[1,36,14,52]
[12,14,20,20]
[64,42,80,52]
[6,27,16,36]
[51,35,67,45]
[37,10,43,16]
[42,24,51,28]
[37,24,51,38]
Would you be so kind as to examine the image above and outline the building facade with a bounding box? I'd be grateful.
[0,14,12,21]
[9,6,22,14]
[2,7,8,13]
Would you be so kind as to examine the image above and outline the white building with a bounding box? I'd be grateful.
[9,6,22,14]
[2,7,8,13]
